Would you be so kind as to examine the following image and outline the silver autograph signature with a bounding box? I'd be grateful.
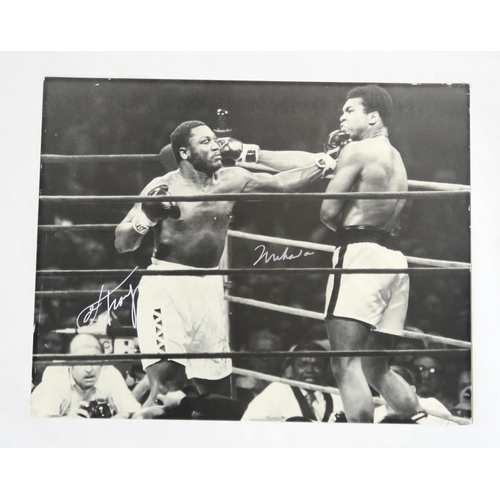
[253,245,315,266]
[76,267,140,329]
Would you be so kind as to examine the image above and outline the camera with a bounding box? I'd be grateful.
[87,399,112,418]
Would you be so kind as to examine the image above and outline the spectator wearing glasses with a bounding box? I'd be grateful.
[31,334,141,418]
[412,355,454,409]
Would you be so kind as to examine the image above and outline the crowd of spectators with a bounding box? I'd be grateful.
[31,327,471,422]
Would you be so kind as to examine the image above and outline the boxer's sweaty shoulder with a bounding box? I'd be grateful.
[342,137,408,231]
[355,137,407,191]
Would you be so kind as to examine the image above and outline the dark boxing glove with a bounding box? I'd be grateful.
[324,129,351,159]
[217,137,260,163]
[132,184,180,235]
[314,130,352,179]
[143,184,180,222]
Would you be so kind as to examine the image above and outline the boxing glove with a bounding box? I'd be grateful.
[315,130,352,179]
[217,137,260,163]
[324,129,351,159]
[132,184,180,235]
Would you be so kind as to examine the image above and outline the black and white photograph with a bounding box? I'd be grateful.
[31,77,471,426]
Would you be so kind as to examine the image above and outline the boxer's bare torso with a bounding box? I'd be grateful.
[320,95,408,235]
[334,135,408,233]
[149,169,239,268]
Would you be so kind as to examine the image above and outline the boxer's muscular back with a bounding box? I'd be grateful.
[341,136,408,233]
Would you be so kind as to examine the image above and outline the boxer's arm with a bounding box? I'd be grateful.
[320,146,363,231]
[239,163,324,193]
[219,137,317,172]
[248,129,350,173]
[225,130,348,173]
[115,204,146,253]
[114,177,166,253]
[249,150,319,172]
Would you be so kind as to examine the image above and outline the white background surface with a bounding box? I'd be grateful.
[0,15,499,494]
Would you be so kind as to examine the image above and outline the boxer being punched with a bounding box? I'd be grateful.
[319,85,423,422]
[115,121,333,407]
[245,85,424,422]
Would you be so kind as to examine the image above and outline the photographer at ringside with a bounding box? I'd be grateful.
[31,333,141,418]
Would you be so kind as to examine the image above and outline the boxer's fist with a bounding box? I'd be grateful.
[142,185,180,222]
[324,129,351,159]
[132,185,180,235]
[314,153,338,179]
[217,137,260,163]
[315,130,351,179]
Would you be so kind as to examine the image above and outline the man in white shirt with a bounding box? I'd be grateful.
[31,333,141,418]
[242,341,344,422]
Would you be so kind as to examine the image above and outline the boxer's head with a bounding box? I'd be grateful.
[341,85,393,139]
[346,84,393,126]
[69,334,104,390]
[171,121,222,172]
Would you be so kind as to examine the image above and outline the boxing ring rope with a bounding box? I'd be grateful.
[36,268,468,278]
[227,230,470,269]
[225,296,471,349]
[37,224,470,269]
[36,212,471,347]
[38,224,118,232]
[32,349,468,364]
[41,154,160,164]
[231,368,469,426]
[406,180,469,192]
[32,289,471,349]
[39,153,471,192]
[30,352,470,425]
[39,190,468,204]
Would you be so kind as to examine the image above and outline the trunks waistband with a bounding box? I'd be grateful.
[333,226,400,251]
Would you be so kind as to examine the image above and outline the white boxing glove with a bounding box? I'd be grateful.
[217,137,260,163]
[314,153,338,179]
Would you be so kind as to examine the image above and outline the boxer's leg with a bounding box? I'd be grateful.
[326,316,374,423]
